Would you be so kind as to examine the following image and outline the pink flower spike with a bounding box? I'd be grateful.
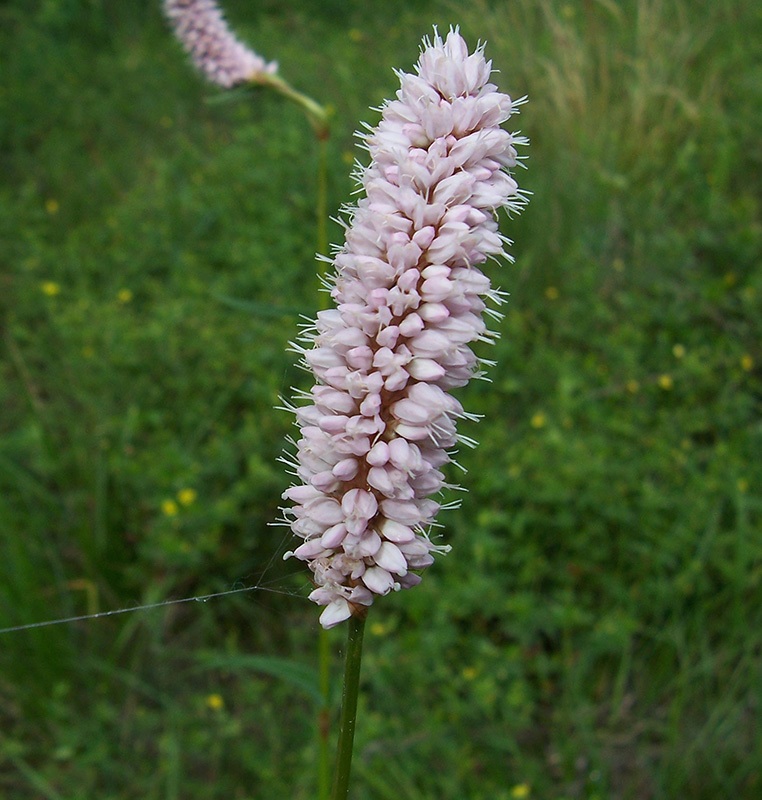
[280,27,527,627]
[163,0,277,88]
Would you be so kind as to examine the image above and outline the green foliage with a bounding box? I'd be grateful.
[1,0,761,798]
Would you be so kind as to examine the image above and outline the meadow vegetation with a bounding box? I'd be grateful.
[1,0,760,798]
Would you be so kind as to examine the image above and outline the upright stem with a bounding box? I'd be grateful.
[318,626,331,800]
[331,614,367,800]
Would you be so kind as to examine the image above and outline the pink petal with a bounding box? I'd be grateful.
[362,567,395,596]
[320,599,352,629]
[375,541,408,575]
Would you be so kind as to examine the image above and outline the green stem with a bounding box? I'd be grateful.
[254,73,331,141]
[331,614,367,800]
[318,626,331,800]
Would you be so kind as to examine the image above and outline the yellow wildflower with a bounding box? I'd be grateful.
[117,289,133,303]
[530,412,546,429]
[741,354,753,371]
[162,499,179,516]
[658,374,673,390]
[41,281,61,296]
[511,784,530,799]
[672,344,686,359]
[177,488,197,506]
[206,693,224,710]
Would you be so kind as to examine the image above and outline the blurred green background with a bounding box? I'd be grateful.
[1,0,761,798]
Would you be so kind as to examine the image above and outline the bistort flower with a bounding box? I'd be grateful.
[281,28,528,628]
[163,0,278,88]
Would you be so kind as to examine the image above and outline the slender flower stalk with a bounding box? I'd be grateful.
[331,615,366,800]
[281,28,528,629]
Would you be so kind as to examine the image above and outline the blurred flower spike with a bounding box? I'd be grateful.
[163,0,277,88]
[162,0,329,137]
[280,28,528,628]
